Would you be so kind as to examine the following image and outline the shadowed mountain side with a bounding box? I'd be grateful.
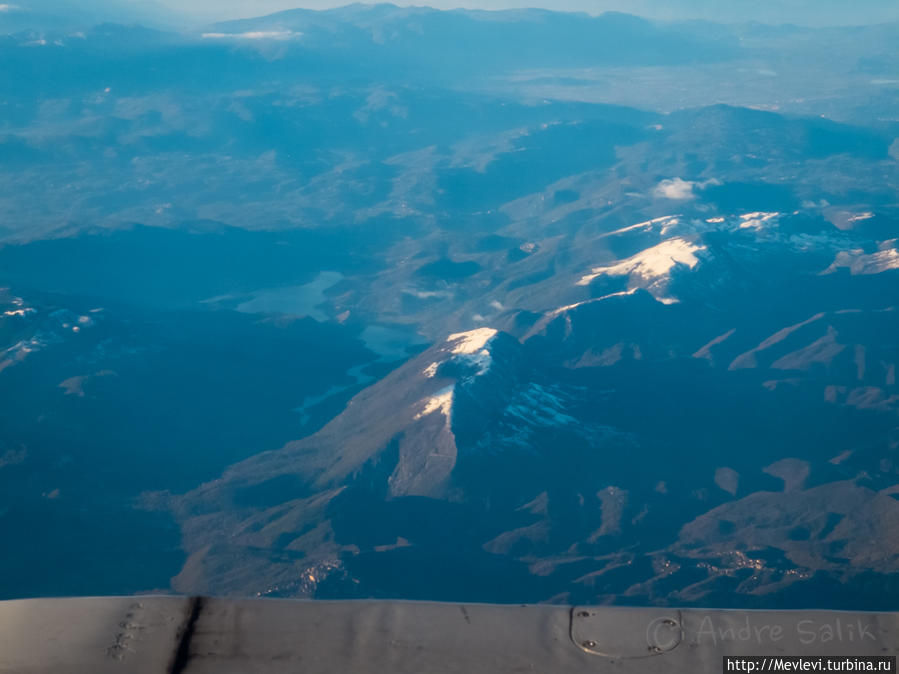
[158,290,898,603]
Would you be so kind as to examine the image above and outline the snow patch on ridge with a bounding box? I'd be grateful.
[602,215,681,238]
[415,386,454,421]
[739,212,781,230]
[823,244,899,275]
[548,289,638,317]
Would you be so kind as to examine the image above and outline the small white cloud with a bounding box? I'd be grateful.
[889,138,899,162]
[202,31,301,41]
[653,178,698,200]
[847,212,875,223]
[0,4,19,12]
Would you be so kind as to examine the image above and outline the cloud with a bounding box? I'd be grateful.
[0,4,19,11]
[652,177,720,200]
[889,138,899,162]
[0,447,27,470]
[201,30,300,40]
[653,177,697,200]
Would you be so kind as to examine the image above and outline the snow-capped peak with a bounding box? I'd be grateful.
[423,328,500,380]
[446,328,498,355]
[577,237,705,287]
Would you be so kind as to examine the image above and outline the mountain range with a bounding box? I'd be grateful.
[0,3,897,608]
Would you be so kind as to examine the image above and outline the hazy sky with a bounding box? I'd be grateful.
[142,0,899,25]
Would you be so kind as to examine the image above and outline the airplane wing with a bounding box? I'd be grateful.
[1,596,897,673]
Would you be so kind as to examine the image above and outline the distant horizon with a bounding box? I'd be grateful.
[151,0,899,27]
[4,0,899,31]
